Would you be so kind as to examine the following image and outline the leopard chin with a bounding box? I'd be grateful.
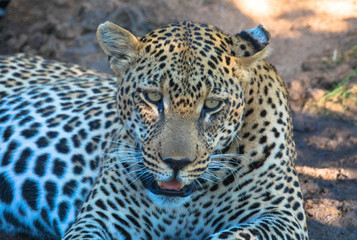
[147,189,192,207]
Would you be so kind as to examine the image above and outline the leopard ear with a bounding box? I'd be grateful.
[231,24,271,66]
[97,21,141,76]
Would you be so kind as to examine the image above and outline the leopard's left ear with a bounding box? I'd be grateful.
[231,24,271,66]
[97,21,141,76]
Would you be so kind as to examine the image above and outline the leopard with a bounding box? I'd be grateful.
[0,21,308,240]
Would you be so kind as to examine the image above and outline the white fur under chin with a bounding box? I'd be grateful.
[147,190,191,207]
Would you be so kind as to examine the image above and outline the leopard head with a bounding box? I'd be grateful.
[97,21,270,203]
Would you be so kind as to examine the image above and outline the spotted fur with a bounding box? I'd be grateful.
[0,21,308,240]
[0,54,119,237]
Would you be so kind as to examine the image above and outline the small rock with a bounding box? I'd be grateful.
[288,80,305,101]
[301,61,313,71]
[326,102,344,113]
[309,88,326,100]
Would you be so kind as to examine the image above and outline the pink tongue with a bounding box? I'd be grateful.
[159,179,183,191]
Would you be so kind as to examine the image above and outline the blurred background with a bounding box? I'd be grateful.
[0,0,356,239]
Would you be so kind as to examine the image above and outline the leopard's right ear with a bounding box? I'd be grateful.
[97,21,141,76]
[231,24,271,67]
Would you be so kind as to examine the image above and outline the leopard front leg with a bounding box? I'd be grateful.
[63,171,134,240]
[63,215,116,240]
[205,213,308,240]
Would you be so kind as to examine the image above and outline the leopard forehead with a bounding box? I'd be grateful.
[140,22,232,59]
[128,22,243,108]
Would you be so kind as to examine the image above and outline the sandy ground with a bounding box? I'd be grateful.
[0,0,356,239]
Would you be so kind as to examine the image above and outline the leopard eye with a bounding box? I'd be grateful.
[143,91,163,104]
[203,99,222,112]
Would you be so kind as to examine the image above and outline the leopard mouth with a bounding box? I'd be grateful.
[141,172,195,197]
[148,179,194,197]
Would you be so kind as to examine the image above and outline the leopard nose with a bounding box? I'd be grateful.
[163,158,191,172]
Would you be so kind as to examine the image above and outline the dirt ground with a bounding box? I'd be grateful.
[0,0,356,239]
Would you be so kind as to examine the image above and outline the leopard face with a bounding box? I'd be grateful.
[97,21,269,203]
